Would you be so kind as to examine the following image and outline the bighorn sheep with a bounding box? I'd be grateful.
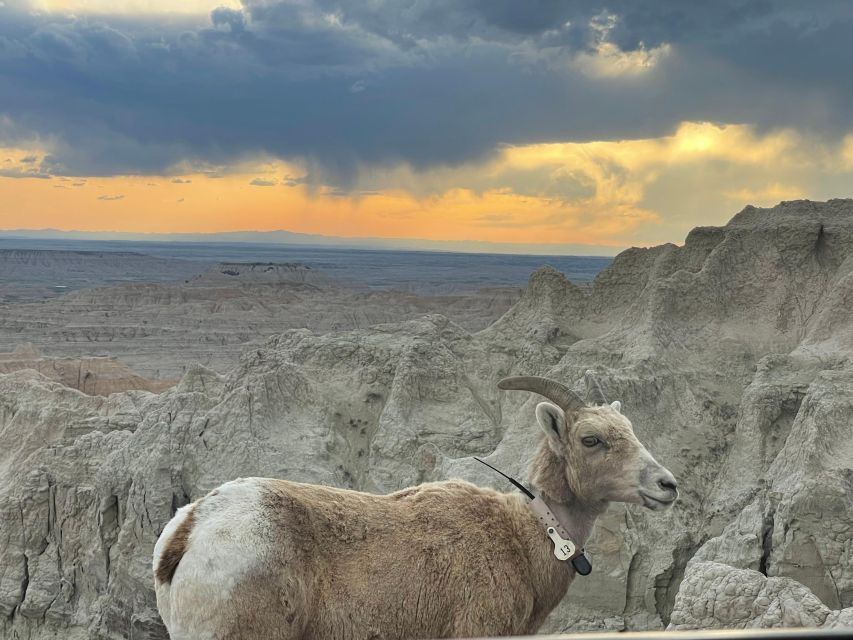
[153,376,678,639]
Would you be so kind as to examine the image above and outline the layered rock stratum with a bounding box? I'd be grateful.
[0,260,522,378]
[0,344,175,395]
[0,249,208,302]
[1,199,852,638]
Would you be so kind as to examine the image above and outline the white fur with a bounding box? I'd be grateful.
[153,478,267,640]
[153,502,191,630]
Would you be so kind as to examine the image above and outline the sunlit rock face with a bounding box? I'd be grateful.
[1,199,852,638]
[0,344,176,395]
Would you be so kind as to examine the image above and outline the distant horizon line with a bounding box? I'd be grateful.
[0,227,625,257]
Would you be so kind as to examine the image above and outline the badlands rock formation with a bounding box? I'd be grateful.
[0,249,207,302]
[670,562,853,630]
[1,199,852,638]
[0,261,522,378]
[0,344,174,395]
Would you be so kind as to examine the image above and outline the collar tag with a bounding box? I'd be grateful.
[471,458,592,575]
[546,526,576,561]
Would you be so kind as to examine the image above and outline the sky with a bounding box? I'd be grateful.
[2,1,853,254]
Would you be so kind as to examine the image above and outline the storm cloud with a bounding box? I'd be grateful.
[1,0,852,183]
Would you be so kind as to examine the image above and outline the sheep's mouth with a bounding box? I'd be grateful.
[639,492,676,511]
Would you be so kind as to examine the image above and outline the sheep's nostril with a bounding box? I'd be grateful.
[658,478,677,494]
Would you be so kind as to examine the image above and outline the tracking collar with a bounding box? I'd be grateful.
[474,457,592,576]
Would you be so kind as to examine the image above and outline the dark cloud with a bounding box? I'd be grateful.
[249,178,277,186]
[0,1,852,183]
[210,7,246,34]
[283,175,307,187]
[171,178,192,183]
[0,167,51,179]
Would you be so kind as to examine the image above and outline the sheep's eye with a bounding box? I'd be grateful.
[581,436,601,448]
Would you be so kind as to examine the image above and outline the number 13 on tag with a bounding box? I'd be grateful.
[546,527,576,561]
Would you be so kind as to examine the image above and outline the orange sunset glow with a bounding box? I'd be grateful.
[4,123,853,252]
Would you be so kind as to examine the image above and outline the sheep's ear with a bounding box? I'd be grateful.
[536,402,567,448]
[610,400,622,414]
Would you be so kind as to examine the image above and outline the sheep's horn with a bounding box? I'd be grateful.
[584,370,608,405]
[497,376,586,414]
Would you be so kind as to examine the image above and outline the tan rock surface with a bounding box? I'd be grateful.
[0,345,175,395]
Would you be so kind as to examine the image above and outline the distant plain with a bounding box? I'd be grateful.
[0,237,612,297]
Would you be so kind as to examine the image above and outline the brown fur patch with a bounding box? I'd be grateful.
[155,506,195,584]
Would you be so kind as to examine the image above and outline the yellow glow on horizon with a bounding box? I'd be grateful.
[2,121,852,250]
[0,171,637,247]
[842,134,853,169]
[724,183,805,206]
[503,122,800,171]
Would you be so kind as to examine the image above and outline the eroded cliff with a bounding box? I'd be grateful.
[1,199,851,638]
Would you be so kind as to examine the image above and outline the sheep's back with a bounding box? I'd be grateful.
[260,478,540,638]
[160,476,545,639]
